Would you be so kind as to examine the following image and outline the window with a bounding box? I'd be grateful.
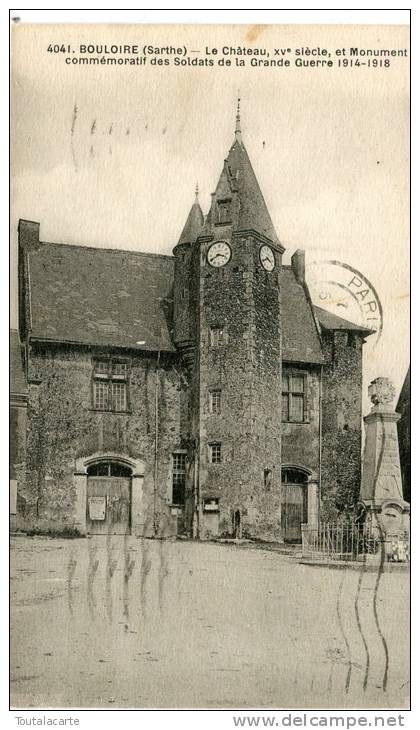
[282,468,308,485]
[210,327,226,347]
[217,199,231,224]
[282,373,305,423]
[209,443,222,464]
[172,453,186,506]
[209,389,221,414]
[87,461,132,477]
[264,468,272,489]
[92,358,129,412]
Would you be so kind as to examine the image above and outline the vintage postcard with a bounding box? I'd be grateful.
[10,19,410,711]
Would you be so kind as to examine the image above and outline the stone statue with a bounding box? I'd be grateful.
[368,377,396,407]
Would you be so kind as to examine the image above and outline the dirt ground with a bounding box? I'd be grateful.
[10,535,409,709]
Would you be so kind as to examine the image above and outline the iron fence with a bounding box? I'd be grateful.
[301,522,379,562]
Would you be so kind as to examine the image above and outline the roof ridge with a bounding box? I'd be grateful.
[314,305,375,333]
[36,239,174,260]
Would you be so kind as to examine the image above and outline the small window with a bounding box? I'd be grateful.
[92,358,129,412]
[217,199,231,224]
[282,468,308,485]
[264,468,272,489]
[172,453,186,506]
[210,327,226,347]
[181,287,188,300]
[112,362,127,378]
[95,360,109,377]
[282,373,305,423]
[87,461,131,477]
[209,389,222,414]
[203,498,219,512]
[209,443,222,464]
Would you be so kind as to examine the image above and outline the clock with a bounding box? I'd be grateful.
[259,245,275,271]
[207,241,231,268]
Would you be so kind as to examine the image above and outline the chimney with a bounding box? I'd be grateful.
[18,219,41,251]
[291,249,305,285]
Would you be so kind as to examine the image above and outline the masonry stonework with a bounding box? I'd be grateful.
[22,343,181,536]
[320,330,364,519]
[14,110,374,540]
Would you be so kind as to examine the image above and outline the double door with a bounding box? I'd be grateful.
[86,476,131,535]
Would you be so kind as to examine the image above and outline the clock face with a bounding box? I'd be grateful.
[260,245,275,271]
[207,241,231,268]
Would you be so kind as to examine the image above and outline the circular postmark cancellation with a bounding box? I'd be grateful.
[306,260,383,347]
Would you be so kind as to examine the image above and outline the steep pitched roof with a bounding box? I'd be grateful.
[280,269,324,364]
[177,198,204,245]
[202,135,281,247]
[26,241,175,352]
[22,237,325,362]
[313,305,375,336]
[224,139,280,244]
[10,329,27,395]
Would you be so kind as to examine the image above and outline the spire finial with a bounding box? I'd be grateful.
[235,92,242,143]
[195,181,199,202]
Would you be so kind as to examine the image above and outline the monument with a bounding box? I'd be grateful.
[359,377,410,559]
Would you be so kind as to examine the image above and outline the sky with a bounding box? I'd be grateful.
[11,22,409,409]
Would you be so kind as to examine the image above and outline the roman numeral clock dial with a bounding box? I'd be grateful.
[207,241,231,267]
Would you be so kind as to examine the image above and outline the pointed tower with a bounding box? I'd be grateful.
[202,98,281,246]
[172,185,204,359]
[189,100,285,541]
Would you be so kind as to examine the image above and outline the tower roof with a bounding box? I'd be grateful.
[177,186,204,245]
[202,100,281,247]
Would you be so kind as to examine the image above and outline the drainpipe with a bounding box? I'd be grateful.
[192,438,199,539]
[153,350,161,536]
[318,365,323,530]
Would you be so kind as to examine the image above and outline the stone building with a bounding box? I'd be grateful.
[15,109,373,541]
[10,329,28,527]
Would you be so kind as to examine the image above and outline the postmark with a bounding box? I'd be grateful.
[306,260,383,347]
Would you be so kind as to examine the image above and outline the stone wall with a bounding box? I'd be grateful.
[320,330,364,519]
[22,342,182,535]
[197,235,283,540]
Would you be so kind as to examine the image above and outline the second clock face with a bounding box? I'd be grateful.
[207,241,231,268]
[260,245,275,271]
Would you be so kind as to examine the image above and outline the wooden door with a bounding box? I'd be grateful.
[281,483,307,542]
[87,476,131,535]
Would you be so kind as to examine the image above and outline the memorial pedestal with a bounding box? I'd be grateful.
[360,378,410,554]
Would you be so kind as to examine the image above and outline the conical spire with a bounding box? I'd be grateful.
[177,185,204,245]
[201,101,282,247]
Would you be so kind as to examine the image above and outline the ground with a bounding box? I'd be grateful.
[11,535,409,709]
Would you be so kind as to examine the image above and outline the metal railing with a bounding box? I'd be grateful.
[301,522,379,562]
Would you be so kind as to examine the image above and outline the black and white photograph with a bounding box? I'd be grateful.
[9,13,410,715]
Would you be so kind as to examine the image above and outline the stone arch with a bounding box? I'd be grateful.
[73,452,145,535]
[281,463,318,535]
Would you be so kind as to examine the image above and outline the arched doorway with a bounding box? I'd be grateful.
[281,467,309,542]
[86,460,132,535]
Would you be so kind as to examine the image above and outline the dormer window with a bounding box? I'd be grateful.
[216,199,231,225]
